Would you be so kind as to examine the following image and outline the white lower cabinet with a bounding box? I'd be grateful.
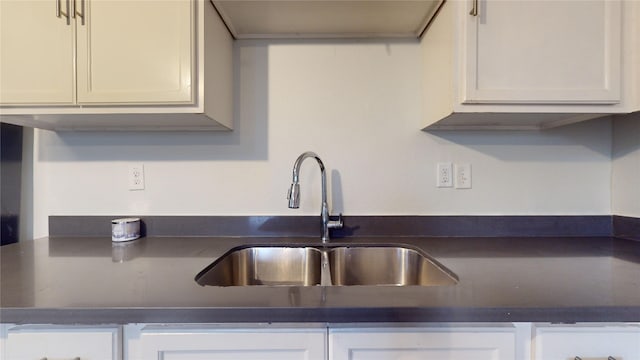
[2,322,638,360]
[122,324,528,360]
[329,325,527,360]
[533,324,640,360]
[0,325,120,360]
[124,325,327,360]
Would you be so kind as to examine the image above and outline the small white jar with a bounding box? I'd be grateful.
[111,218,141,242]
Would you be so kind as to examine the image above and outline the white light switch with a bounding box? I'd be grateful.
[455,163,471,189]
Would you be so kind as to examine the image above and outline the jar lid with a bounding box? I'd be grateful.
[112,217,140,224]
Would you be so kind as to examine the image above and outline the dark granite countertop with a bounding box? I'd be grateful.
[1,236,639,324]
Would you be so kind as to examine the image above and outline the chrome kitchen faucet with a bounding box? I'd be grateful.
[287,151,343,243]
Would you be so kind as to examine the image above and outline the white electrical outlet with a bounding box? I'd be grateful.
[437,162,453,188]
[128,163,145,190]
[455,163,472,189]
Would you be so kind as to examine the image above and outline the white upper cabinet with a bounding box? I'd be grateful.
[422,0,638,130]
[1,0,193,106]
[0,0,75,104]
[0,0,233,131]
[464,0,620,105]
[75,0,194,105]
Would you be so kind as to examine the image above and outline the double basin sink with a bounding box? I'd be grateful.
[196,244,458,287]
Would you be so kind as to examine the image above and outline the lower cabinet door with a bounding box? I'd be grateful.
[125,326,327,360]
[329,326,518,360]
[534,324,640,360]
[1,325,120,360]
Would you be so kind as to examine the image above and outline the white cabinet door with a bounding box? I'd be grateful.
[330,327,518,360]
[1,325,120,360]
[534,324,640,360]
[0,0,193,106]
[0,0,75,105]
[125,326,327,360]
[75,0,194,105]
[463,0,621,105]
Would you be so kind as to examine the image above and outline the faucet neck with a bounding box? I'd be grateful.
[291,151,327,206]
[288,151,342,242]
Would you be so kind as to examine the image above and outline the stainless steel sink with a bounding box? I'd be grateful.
[195,244,457,287]
[328,246,458,286]
[195,246,323,286]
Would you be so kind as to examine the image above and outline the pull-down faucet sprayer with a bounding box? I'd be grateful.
[287,151,343,243]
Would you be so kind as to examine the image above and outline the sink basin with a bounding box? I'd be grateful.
[328,246,458,286]
[196,244,457,287]
[195,246,323,286]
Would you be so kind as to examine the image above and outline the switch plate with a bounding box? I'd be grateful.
[128,163,145,190]
[455,163,471,189]
[437,162,453,188]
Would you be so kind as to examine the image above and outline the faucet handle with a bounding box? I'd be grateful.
[328,213,343,229]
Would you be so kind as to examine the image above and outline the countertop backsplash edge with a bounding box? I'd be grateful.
[46,215,624,238]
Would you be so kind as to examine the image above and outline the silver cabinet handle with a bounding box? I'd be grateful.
[40,358,80,360]
[469,0,478,16]
[75,0,85,25]
[56,0,71,25]
[65,0,70,25]
[576,357,617,360]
